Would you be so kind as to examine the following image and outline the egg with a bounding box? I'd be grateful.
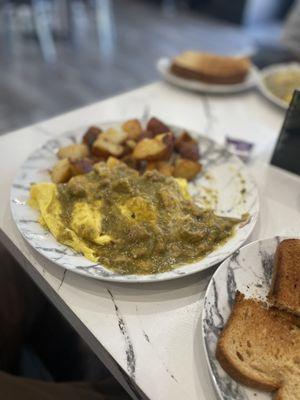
[28,182,112,262]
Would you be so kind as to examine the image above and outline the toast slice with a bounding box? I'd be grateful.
[216,292,300,399]
[268,239,300,316]
[170,51,250,84]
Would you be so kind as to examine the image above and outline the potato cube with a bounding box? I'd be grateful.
[57,143,89,159]
[137,130,155,141]
[125,139,137,150]
[173,158,202,181]
[51,159,72,183]
[100,128,128,144]
[133,133,173,161]
[92,137,124,158]
[82,126,102,148]
[146,117,170,136]
[175,131,197,148]
[69,158,93,176]
[156,161,174,176]
[122,119,143,140]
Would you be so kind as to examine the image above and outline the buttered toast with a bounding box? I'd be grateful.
[216,292,300,399]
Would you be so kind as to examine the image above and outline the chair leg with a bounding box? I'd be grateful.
[1,1,15,56]
[31,0,57,63]
[93,0,116,59]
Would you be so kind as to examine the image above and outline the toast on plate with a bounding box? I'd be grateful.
[170,51,250,84]
[216,292,300,399]
[268,239,300,316]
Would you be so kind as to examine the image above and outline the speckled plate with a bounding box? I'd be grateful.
[202,236,299,400]
[157,58,259,94]
[10,122,259,282]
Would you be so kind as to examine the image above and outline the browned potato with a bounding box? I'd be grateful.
[100,128,128,144]
[175,131,197,148]
[82,126,102,148]
[69,158,93,176]
[51,159,72,183]
[125,139,136,150]
[146,117,170,136]
[173,158,202,181]
[122,119,143,140]
[156,161,174,176]
[145,161,157,171]
[133,133,173,161]
[146,161,174,176]
[57,144,89,159]
[92,137,124,158]
[157,131,175,149]
[137,130,155,141]
[175,131,200,161]
[177,141,200,161]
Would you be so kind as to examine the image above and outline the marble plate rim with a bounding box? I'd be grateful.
[201,235,300,400]
[10,122,259,283]
[157,57,259,94]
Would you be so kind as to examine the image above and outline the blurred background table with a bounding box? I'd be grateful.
[1,82,300,399]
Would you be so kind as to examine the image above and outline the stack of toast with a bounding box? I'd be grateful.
[216,239,300,399]
[170,51,251,85]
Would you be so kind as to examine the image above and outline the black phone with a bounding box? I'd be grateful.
[271,90,300,175]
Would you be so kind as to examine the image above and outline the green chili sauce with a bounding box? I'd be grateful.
[57,163,239,275]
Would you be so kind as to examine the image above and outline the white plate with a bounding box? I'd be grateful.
[157,57,259,94]
[11,122,259,283]
[257,62,300,110]
[202,236,299,400]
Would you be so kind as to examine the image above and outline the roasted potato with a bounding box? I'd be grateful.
[57,144,89,160]
[146,161,174,176]
[145,161,157,171]
[82,126,102,148]
[175,131,197,148]
[100,128,128,144]
[125,139,137,150]
[51,159,72,183]
[146,117,170,136]
[92,137,124,158]
[137,130,155,141]
[173,158,202,181]
[156,161,174,176]
[175,131,200,161]
[122,119,143,140]
[133,133,173,161]
[69,158,93,176]
[177,141,200,161]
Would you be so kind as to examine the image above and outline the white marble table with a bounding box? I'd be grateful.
[1,82,300,400]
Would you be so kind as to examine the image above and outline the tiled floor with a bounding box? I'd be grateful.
[0,0,280,134]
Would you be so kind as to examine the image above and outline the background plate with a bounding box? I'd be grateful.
[157,58,259,94]
[257,62,300,110]
[202,236,298,400]
[11,122,259,282]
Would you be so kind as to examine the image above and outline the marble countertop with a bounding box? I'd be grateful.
[1,82,299,400]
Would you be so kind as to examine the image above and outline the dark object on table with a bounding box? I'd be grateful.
[271,90,300,176]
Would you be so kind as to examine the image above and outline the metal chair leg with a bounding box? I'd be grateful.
[31,0,57,63]
[93,0,116,59]
[1,1,15,56]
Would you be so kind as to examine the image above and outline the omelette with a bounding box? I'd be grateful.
[29,160,238,274]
